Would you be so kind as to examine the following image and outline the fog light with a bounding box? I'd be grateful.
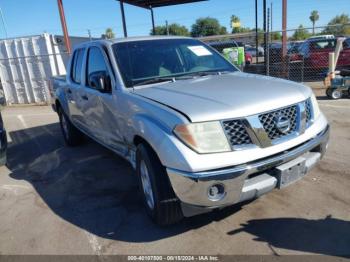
[208,184,226,201]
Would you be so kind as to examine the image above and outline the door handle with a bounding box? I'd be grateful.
[67,89,72,94]
[81,95,89,101]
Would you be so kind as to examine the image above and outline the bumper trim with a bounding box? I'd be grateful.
[167,124,329,209]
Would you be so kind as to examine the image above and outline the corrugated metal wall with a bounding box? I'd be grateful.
[0,34,66,104]
[0,34,90,105]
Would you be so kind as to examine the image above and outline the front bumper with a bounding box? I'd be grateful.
[167,125,329,215]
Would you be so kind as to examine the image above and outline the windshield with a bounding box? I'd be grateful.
[112,38,238,87]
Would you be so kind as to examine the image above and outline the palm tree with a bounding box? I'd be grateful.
[230,15,241,33]
[105,28,115,39]
[309,10,319,35]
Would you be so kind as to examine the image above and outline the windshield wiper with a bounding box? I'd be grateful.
[132,70,232,87]
[133,77,175,87]
[178,70,231,78]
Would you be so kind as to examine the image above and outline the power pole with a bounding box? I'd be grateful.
[270,2,273,33]
[267,7,270,76]
[282,0,287,57]
[255,0,258,63]
[166,20,169,35]
[87,29,92,41]
[0,6,8,39]
[57,0,71,54]
[263,0,267,70]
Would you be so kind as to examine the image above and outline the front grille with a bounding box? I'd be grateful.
[223,120,252,147]
[258,105,298,140]
[305,99,312,124]
[222,99,313,150]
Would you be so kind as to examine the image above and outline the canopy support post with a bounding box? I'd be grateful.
[120,0,128,37]
[150,6,155,35]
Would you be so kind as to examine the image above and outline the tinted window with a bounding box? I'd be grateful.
[113,39,237,87]
[71,49,84,84]
[344,38,350,49]
[299,42,309,54]
[310,39,336,50]
[86,47,109,88]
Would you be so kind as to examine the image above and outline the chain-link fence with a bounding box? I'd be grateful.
[202,24,350,83]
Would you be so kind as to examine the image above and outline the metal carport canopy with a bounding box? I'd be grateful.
[116,0,207,37]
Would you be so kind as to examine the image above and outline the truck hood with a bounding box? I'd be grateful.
[132,72,312,122]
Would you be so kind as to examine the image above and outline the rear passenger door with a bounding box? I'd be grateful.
[67,48,86,128]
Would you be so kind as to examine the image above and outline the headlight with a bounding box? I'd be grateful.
[174,121,231,153]
[310,94,321,119]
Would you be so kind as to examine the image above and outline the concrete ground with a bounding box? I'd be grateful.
[0,96,349,257]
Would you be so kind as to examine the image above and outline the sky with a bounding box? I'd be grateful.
[0,0,348,39]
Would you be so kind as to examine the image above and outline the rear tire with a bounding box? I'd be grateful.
[330,89,342,100]
[136,143,183,225]
[58,108,84,146]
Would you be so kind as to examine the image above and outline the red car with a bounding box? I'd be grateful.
[245,52,252,65]
[290,37,350,76]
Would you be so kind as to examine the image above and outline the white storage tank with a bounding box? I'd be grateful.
[0,34,90,104]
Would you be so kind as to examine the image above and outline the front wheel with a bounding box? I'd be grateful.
[136,143,183,225]
[58,108,84,146]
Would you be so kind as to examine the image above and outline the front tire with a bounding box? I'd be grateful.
[58,108,84,146]
[136,143,183,225]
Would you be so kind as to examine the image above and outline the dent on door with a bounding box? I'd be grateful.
[97,94,127,156]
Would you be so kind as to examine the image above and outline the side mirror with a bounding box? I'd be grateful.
[88,71,112,93]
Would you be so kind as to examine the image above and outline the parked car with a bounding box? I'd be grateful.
[267,42,297,63]
[308,35,335,40]
[245,46,264,57]
[0,90,7,166]
[51,36,329,225]
[288,41,304,54]
[208,40,252,65]
[290,37,350,77]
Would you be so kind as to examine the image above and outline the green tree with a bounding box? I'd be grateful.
[151,23,190,36]
[309,10,320,35]
[191,17,227,37]
[291,25,311,40]
[271,31,282,41]
[104,28,115,39]
[322,14,350,35]
[219,26,228,35]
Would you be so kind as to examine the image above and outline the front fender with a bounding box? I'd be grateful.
[129,113,192,171]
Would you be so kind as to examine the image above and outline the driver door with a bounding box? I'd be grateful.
[76,45,124,152]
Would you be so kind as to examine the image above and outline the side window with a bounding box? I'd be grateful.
[70,49,84,84]
[70,51,77,81]
[343,38,350,49]
[86,47,109,88]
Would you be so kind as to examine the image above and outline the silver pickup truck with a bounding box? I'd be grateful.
[51,36,329,225]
